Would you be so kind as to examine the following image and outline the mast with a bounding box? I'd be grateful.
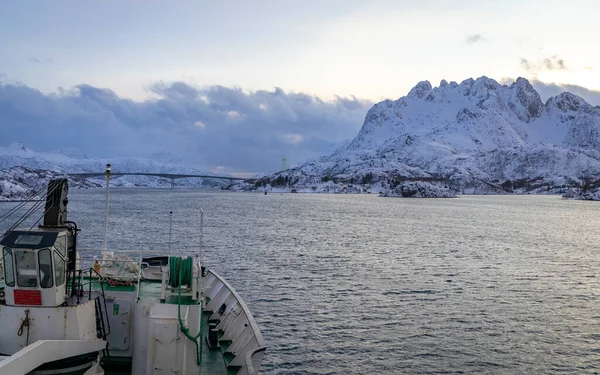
[102,164,112,260]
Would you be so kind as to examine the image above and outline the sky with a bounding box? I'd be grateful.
[1,0,599,175]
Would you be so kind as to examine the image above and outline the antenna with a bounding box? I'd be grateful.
[199,208,204,259]
[102,164,112,260]
[281,157,287,171]
[168,211,173,254]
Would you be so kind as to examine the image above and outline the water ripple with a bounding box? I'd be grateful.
[3,192,598,374]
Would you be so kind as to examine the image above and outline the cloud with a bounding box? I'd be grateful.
[27,56,53,65]
[500,77,600,106]
[283,133,304,145]
[529,80,600,106]
[543,57,565,70]
[0,81,373,174]
[520,58,532,71]
[520,55,567,73]
[465,34,485,44]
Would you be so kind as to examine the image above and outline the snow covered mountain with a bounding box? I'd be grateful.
[0,142,231,195]
[0,166,100,201]
[251,77,600,194]
[0,142,216,175]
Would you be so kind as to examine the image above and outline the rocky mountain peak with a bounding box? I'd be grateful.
[547,92,589,113]
[407,81,432,99]
[290,76,600,192]
[507,77,543,122]
[8,141,28,153]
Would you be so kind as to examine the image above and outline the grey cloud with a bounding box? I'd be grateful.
[466,34,485,44]
[530,80,600,106]
[543,57,565,70]
[520,55,567,72]
[500,77,600,105]
[520,58,532,71]
[27,56,53,65]
[0,81,373,174]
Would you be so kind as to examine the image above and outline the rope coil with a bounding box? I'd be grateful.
[168,256,193,288]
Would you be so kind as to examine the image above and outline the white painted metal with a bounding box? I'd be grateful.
[1,254,266,374]
[160,266,168,302]
[105,299,131,350]
[0,339,106,375]
[0,300,98,354]
[2,229,70,307]
[83,361,105,375]
[142,304,202,375]
[202,270,266,375]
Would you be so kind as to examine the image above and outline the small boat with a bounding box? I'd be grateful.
[0,167,266,374]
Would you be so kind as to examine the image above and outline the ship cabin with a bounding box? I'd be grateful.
[1,228,73,307]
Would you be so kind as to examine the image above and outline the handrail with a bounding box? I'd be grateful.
[78,248,202,254]
[77,249,197,267]
[78,249,200,285]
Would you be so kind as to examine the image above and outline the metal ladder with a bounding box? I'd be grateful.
[94,294,111,358]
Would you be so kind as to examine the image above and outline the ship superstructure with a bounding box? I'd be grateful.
[0,174,265,374]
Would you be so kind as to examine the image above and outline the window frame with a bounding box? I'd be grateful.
[38,248,54,289]
[53,249,66,287]
[54,235,67,258]
[2,247,15,287]
[15,249,38,288]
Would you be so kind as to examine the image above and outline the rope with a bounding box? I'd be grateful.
[17,309,31,346]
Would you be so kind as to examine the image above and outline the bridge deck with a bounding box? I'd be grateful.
[68,172,246,180]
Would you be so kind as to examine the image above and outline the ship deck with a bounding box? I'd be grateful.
[88,278,231,375]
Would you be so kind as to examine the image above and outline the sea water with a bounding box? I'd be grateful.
[2,190,599,374]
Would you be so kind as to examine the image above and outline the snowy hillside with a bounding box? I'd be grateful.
[246,76,600,195]
[0,167,100,201]
[0,142,231,190]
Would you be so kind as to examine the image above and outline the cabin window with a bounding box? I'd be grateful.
[54,236,67,258]
[15,250,37,287]
[14,234,43,246]
[38,249,53,288]
[2,247,14,287]
[54,250,65,286]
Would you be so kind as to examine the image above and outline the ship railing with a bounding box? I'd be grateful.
[203,270,266,375]
[77,249,199,301]
[78,248,198,275]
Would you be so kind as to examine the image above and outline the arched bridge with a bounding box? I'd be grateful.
[68,172,247,188]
